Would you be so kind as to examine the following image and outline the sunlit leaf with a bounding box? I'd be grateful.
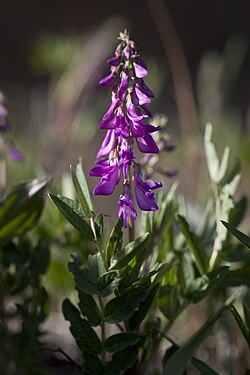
[49,194,94,240]
[110,233,149,270]
[0,176,51,243]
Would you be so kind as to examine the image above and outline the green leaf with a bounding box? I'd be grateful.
[69,256,97,294]
[186,266,229,303]
[163,294,236,375]
[105,346,138,375]
[82,353,104,375]
[71,159,94,217]
[222,269,250,287]
[129,283,160,329]
[49,194,94,240]
[110,232,149,270]
[221,220,250,249]
[78,290,101,327]
[177,215,208,274]
[106,219,123,266]
[95,214,104,239]
[243,302,250,329]
[88,253,103,283]
[204,123,219,182]
[104,287,147,323]
[191,357,220,375]
[62,298,102,354]
[105,333,143,353]
[0,176,51,243]
[97,271,121,297]
[230,305,250,346]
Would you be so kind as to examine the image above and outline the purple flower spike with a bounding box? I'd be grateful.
[118,184,137,228]
[89,31,166,227]
[99,72,117,87]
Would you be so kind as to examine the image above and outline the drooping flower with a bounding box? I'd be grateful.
[90,30,163,227]
[118,183,137,228]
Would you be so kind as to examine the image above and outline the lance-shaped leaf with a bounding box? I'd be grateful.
[129,283,160,329]
[221,220,250,249]
[230,304,250,347]
[105,332,143,353]
[106,219,123,266]
[163,294,236,375]
[0,176,51,244]
[82,353,104,375]
[105,346,139,375]
[98,271,121,297]
[62,298,102,354]
[191,357,220,375]
[177,215,209,274]
[69,255,97,294]
[104,286,148,323]
[78,290,102,327]
[49,194,94,241]
[204,123,220,183]
[110,232,149,270]
[71,159,94,218]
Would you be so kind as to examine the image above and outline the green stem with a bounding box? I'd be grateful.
[98,296,106,363]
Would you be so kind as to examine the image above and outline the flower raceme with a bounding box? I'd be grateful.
[89,31,162,227]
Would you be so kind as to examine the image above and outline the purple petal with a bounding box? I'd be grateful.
[107,56,121,66]
[96,130,116,158]
[8,147,24,162]
[141,105,152,117]
[99,72,117,87]
[129,120,145,138]
[143,124,161,133]
[118,71,129,101]
[134,84,151,105]
[118,184,137,227]
[134,167,161,211]
[99,94,120,129]
[133,58,148,78]
[139,80,154,98]
[136,132,159,153]
[127,103,146,122]
[93,164,120,195]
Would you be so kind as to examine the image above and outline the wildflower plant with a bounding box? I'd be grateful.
[49,31,250,375]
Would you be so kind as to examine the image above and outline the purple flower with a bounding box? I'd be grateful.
[0,104,10,132]
[96,130,116,158]
[99,72,117,87]
[99,92,120,129]
[7,142,24,162]
[132,83,151,106]
[107,56,121,66]
[118,184,137,228]
[134,165,162,211]
[133,57,148,78]
[118,71,129,101]
[89,159,120,196]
